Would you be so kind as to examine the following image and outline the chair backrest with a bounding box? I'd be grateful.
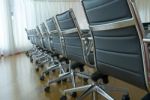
[25,28,43,48]
[29,29,38,45]
[56,9,86,63]
[36,26,42,37]
[82,0,149,90]
[40,23,52,51]
[46,18,57,32]
[37,37,44,48]
[42,33,51,51]
[40,22,48,34]
[46,17,65,55]
[32,27,43,48]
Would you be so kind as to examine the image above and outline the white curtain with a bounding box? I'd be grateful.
[0,0,15,56]
[0,0,36,56]
[33,0,88,29]
[13,0,36,53]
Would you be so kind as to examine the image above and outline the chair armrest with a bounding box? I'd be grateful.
[81,29,89,33]
[81,29,90,37]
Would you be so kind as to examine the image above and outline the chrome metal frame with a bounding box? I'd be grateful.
[41,62,60,76]
[53,17,67,57]
[127,0,150,92]
[90,18,135,31]
[143,34,150,42]
[62,28,78,35]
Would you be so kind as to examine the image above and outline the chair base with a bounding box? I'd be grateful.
[62,83,129,100]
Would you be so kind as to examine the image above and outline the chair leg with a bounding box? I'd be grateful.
[77,84,114,100]
[94,85,114,100]
[40,64,59,81]
[64,84,92,94]
[59,70,91,98]
[44,72,72,93]
[48,72,71,85]
[42,64,59,75]
[77,85,95,100]
[71,70,76,88]
[75,72,90,79]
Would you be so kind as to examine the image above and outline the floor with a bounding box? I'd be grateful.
[0,53,147,100]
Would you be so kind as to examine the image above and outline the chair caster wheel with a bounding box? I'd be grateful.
[35,61,39,64]
[26,52,29,57]
[122,94,130,100]
[44,86,50,93]
[66,68,69,72]
[40,75,45,81]
[45,71,49,76]
[83,78,88,83]
[52,69,56,73]
[60,95,67,100]
[71,92,77,98]
[62,79,67,82]
[57,80,61,84]
[30,58,33,63]
[35,68,39,72]
[40,65,44,68]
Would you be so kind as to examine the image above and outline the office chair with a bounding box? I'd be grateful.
[29,27,50,71]
[42,17,72,92]
[25,28,32,57]
[40,23,52,52]
[36,25,52,61]
[25,29,34,56]
[47,9,96,99]
[25,29,42,63]
[25,29,40,59]
[66,0,150,100]
[38,22,62,80]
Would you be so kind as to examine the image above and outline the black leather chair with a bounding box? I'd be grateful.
[25,29,37,58]
[25,28,45,70]
[46,18,64,55]
[30,28,49,69]
[38,22,62,81]
[54,9,96,99]
[43,17,73,92]
[25,29,41,59]
[40,23,52,52]
[27,26,51,71]
[77,0,150,99]
[34,26,50,61]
